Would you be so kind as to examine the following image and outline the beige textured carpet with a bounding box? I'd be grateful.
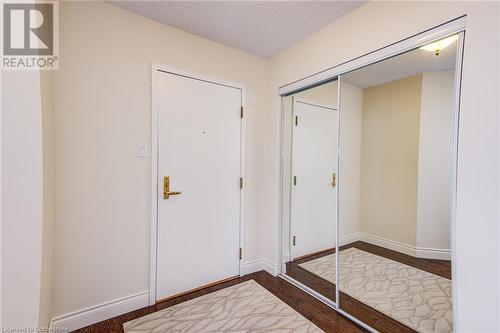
[298,247,452,333]
[123,280,323,333]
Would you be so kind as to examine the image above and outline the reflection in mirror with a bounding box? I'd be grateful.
[336,35,457,332]
[282,80,339,302]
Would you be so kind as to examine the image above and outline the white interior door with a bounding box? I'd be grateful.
[156,70,242,300]
[290,98,338,259]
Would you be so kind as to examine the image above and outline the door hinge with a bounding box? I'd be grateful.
[240,177,243,189]
[293,176,297,186]
[292,236,296,246]
[239,247,243,260]
[295,115,298,126]
[240,106,244,118]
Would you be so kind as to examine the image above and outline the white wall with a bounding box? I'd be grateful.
[341,72,453,259]
[270,2,500,331]
[0,70,2,328]
[338,83,363,240]
[1,71,44,327]
[416,71,454,251]
[50,1,269,325]
[359,75,422,247]
[39,71,55,327]
[296,81,338,106]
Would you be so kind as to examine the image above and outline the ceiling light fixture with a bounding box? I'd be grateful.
[420,35,458,56]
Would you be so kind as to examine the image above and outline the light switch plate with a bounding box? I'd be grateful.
[137,143,148,158]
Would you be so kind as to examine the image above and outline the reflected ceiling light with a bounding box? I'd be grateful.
[420,35,458,56]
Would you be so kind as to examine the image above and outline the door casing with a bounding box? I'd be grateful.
[149,64,246,305]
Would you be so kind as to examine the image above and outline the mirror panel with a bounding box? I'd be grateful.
[281,80,339,303]
[337,35,458,332]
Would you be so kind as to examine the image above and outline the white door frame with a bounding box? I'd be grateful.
[277,16,466,333]
[149,64,246,305]
[294,97,337,112]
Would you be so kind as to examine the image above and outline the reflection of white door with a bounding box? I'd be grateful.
[156,70,242,301]
[290,98,338,260]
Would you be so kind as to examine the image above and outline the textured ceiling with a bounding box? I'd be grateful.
[110,1,366,58]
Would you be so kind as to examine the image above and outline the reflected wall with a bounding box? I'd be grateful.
[337,38,457,333]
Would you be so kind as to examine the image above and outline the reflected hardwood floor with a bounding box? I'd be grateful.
[73,270,367,333]
[286,241,452,333]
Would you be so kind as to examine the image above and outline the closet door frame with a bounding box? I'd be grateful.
[277,16,466,333]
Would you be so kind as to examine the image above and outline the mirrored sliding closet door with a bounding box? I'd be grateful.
[281,80,339,303]
[281,31,462,333]
[338,34,460,333]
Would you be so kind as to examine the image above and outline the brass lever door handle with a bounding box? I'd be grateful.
[163,176,182,199]
[331,173,336,188]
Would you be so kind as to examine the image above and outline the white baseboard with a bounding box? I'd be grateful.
[52,259,279,332]
[243,258,278,276]
[284,236,357,263]
[359,233,417,257]
[340,232,451,260]
[49,290,149,332]
[415,247,452,260]
[340,232,362,246]
[282,251,290,264]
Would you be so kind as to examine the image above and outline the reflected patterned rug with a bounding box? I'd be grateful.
[298,247,452,333]
[123,280,323,333]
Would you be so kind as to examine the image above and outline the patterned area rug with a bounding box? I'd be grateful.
[123,280,323,333]
[298,247,452,333]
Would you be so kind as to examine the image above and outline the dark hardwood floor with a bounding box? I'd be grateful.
[73,270,367,333]
[286,247,338,302]
[286,241,452,333]
[73,242,451,333]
